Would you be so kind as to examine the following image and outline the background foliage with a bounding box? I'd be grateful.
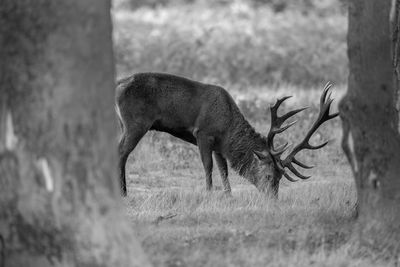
[113,0,348,87]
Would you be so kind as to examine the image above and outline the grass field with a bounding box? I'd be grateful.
[112,1,395,266]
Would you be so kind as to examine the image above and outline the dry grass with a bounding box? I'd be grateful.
[124,143,393,266]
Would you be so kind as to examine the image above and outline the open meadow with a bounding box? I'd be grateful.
[112,1,395,266]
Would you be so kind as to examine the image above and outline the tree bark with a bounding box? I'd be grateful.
[340,0,400,254]
[0,1,150,266]
[391,0,400,128]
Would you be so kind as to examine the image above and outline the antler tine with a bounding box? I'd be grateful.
[272,96,292,111]
[282,162,312,182]
[272,120,297,134]
[280,82,338,180]
[267,96,307,153]
[279,107,308,123]
[283,172,298,182]
[323,81,333,92]
[281,156,313,182]
[329,112,340,120]
[286,163,311,179]
[270,142,289,156]
[320,82,333,106]
[270,96,291,121]
[307,140,329,150]
[292,157,313,169]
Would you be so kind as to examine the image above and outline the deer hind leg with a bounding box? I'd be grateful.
[118,125,148,196]
[197,134,214,191]
[214,152,231,193]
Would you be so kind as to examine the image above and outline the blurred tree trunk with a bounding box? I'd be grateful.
[340,0,400,254]
[392,0,400,122]
[0,1,150,266]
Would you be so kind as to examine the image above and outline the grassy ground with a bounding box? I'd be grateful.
[112,1,395,266]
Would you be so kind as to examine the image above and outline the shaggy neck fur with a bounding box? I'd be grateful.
[226,113,267,180]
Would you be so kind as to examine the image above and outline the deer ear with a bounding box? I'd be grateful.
[254,150,268,160]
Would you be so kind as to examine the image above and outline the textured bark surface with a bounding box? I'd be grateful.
[391,0,400,126]
[340,0,400,253]
[0,1,150,266]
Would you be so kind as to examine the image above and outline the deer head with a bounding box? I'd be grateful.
[251,82,339,196]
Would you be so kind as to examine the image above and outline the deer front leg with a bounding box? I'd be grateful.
[197,135,214,191]
[214,152,231,193]
[118,125,148,196]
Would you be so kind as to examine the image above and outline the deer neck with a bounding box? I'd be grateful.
[225,118,267,178]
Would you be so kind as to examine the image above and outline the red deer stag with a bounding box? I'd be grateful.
[116,73,338,196]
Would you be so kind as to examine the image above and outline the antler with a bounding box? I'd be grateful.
[267,82,339,182]
[267,97,307,171]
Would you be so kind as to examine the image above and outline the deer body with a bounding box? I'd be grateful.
[116,73,337,196]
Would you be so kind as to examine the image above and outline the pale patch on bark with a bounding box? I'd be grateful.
[391,0,397,23]
[37,158,54,192]
[344,126,359,174]
[115,103,125,143]
[347,131,358,172]
[367,170,380,189]
[366,170,382,207]
[5,111,18,151]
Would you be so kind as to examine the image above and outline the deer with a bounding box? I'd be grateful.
[115,72,338,197]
